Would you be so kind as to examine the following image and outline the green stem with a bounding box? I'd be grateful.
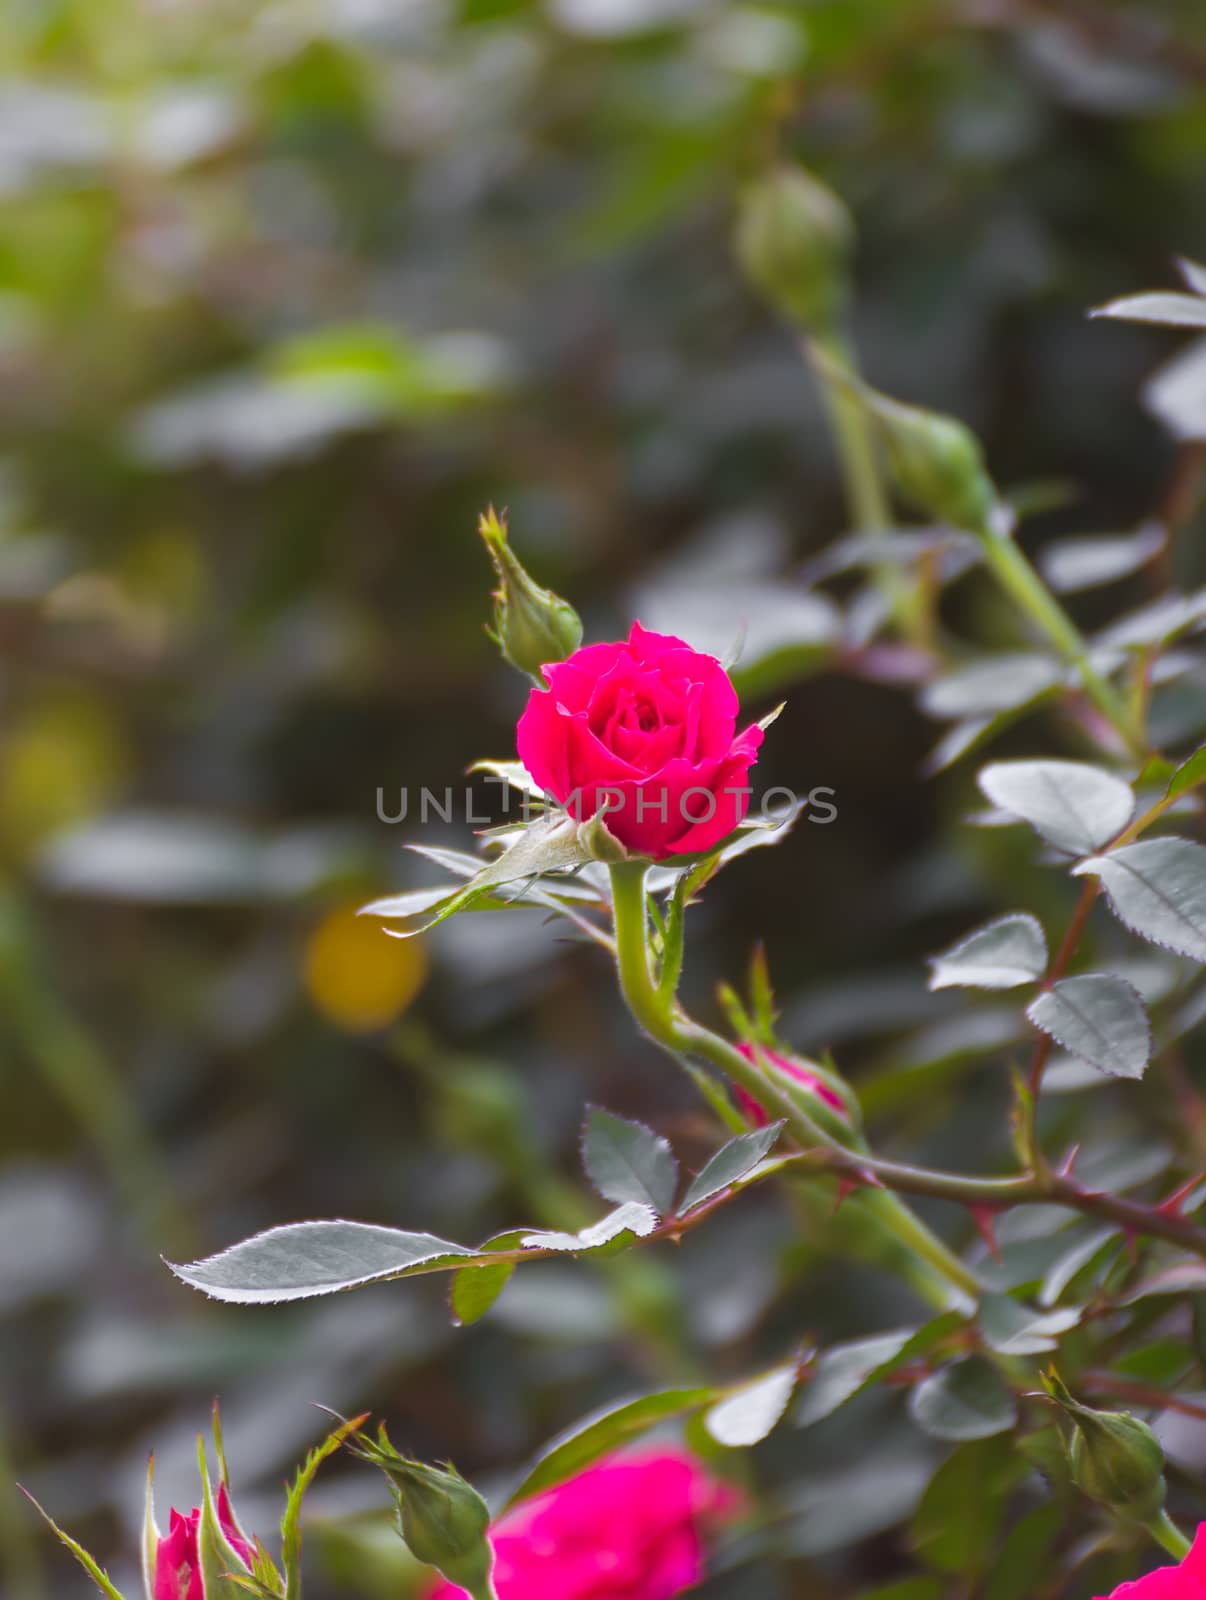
[810,332,890,532]
[975,518,1145,757]
[608,861,980,1304]
[1146,1509,1192,1562]
[809,333,931,648]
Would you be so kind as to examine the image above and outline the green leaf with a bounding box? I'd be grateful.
[978,759,1134,855]
[704,1362,798,1448]
[1168,743,1206,802]
[1026,974,1151,1079]
[1074,838,1206,963]
[1123,1261,1206,1302]
[1039,526,1165,593]
[978,1293,1081,1355]
[928,914,1047,991]
[921,655,1062,719]
[983,1501,1066,1600]
[19,1490,129,1600]
[795,1328,917,1427]
[363,816,601,938]
[450,1231,525,1327]
[519,1200,658,1253]
[504,1388,715,1507]
[168,1221,474,1304]
[908,1359,1017,1441]
[281,1415,366,1599]
[1090,291,1206,328]
[582,1107,678,1216]
[450,1259,515,1326]
[911,1436,1023,1578]
[1039,1226,1120,1307]
[679,1122,784,1213]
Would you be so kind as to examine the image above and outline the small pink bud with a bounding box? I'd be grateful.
[732,1042,846,1127]
[152,1484,254,1600]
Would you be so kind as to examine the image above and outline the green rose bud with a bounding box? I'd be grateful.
[810,349,998,532]
[1044,1371,1167,1523]
[735,165,853,331]
[479,506,582,685]
[348,1429,497,1600]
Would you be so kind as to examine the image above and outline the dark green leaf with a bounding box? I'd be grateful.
[1026,974,1150,1079]
[1039,1227,1120,1307]
[795,1329,917,1427]
[983,1499,1066,1600]
[679,1122,784,1213]
[908,1359,1017,1441]
[910,1436,1023,1577]
[979,1293,1080,1355]
[978,760,1134,856]
[1074,838,1206,963]
[1123,1261,1206,1302]
[1039,526,1165,593]
[505,1388,715,1507]
[922,656,1061,719]
[168,1222,474,1304]
[582,1107,678,1216]
[1168,744,1206,802]
[928,914,1047,991]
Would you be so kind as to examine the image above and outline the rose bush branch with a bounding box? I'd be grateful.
[608,858,982,1304]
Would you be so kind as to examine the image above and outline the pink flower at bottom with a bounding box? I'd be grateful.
[1098,1527,1206,1599]
[153,1484,255,1600]
[426,1449,737,1600]
[731,1041,845,1127]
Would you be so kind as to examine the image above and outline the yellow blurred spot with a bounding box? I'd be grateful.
[304,899,428,1033]
[0,694,127,857]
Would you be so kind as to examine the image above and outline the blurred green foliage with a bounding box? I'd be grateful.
[3,1,1206,1597]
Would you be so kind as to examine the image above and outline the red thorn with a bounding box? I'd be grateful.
[833,1167,885,1212]
[970,1205,1003,1263]
[1156,1175,1204,1218]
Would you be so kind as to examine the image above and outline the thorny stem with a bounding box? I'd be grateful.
[1028,876,1101,1099]
[808,332,932,649]
[610,860,981,1302]
[606,858,1206,1280]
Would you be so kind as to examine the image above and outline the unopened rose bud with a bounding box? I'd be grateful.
[735,165,853,330]
[143,1461,256,1600]
[1044,1371,1167,1523]
[479,506,582,685]
[812,350,998,532]
[350,1430,496,1600]
[733,1041,858,1137]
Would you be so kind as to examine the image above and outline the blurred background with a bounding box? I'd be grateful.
[3,1,1206,1595]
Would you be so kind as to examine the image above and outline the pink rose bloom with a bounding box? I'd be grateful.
[152,1484,255,1600]
[516,622,764,859]
[1099,1528,1206,1599]
[427,1449,736,1600]
[732,1041,845,1126]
